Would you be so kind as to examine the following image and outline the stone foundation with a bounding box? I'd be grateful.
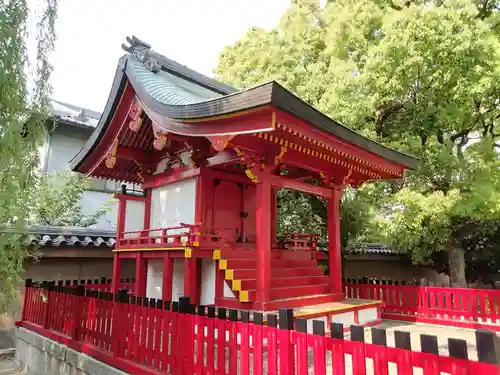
[15,327,126,375]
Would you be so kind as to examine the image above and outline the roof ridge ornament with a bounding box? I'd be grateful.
[122,35,161,73]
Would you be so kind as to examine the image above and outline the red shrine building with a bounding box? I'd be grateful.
[71,36,417,320]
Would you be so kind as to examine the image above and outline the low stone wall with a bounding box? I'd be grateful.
[16,327,127,375]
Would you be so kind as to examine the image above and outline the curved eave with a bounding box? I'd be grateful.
[72,54,418,173]
[125,59,417,170]
[70,56,128,172]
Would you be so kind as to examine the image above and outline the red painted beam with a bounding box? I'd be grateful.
[116,147,148,164]
[205,150,240,167]
[275,109,406,175]
[269,174,332,198]
[230,135,355,183]
[142,167,200,189]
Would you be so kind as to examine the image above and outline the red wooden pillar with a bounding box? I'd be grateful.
[135,253,147,297]
[270,187,277,245]
[112,192,126,293]
[256,177,272,304]
[184,258,197,302]
[162,255,173,301]
[328,186,343,295]
[116,193,127,250]
[143,188,152,231]
[111,254,121,293]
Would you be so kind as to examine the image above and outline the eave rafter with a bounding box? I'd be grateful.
[274,111,405,179]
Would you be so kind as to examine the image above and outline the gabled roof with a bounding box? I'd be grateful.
[71,36,418,172]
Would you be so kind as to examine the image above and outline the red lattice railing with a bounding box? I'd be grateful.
[344,279,500,331]
[18,280,499,375]
[118,223,201,250]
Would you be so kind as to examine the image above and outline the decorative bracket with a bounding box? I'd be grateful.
[105,138,118,169]
[274,146,287,166]
[153,130,168,151]
[233,147,277,184]
[128,99,143,132]
[342,169,353,186]
[208,135,234,152]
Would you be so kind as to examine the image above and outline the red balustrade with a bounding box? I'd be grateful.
[278,233,320,250]
[19,280,499,375]
[118,223,201,250]
[345,281,500,331]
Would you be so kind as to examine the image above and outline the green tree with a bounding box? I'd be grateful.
[31,171,112,227]
[0,0,58,311]
[215,0,500,286]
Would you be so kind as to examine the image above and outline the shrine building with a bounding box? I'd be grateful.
[71,36,417,319]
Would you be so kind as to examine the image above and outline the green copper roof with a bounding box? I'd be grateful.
[127,56,221,106]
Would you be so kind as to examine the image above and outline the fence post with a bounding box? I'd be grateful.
[71,285,85,342]
[278,309,294,375]
[21,279,32,322]
[476,330,500,372]
[112,289,128,358]
[42,282,53,329]
[176,296,190,375]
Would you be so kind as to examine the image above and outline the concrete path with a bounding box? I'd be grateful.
[0,352,24,375]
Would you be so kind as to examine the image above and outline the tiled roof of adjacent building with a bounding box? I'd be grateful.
[24,226,116,249]
[346,243,402,256]
[51,100,101,130]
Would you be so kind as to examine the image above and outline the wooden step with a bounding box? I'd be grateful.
[219,258,319,270]
[226,267,324,281]
[214,249,320,261]
[241,284,332,303]
[233,275,329,291]
[271,284,330,300]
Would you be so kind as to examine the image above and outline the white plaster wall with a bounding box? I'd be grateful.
[357,307,379,324]
[45,130,118,231]
[150,179,196,239]
[123,200,145,238]
[172,259,185,302]
[223,282,235,298]
[46,132,86,173]
[146,259,163,299]
[331,311,355,326]
[200,259,216,305]
[80,191,117,230]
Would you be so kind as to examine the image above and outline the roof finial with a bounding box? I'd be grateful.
[122,35,161,73]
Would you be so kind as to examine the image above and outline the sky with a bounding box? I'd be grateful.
[48,0,290,112]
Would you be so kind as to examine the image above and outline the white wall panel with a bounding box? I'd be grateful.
[200,260,216,305]
[223,282,235,298]
[358,307,379,324]
[331,311,355,326]
[150,179,197,241]
[146,259,163,299]
[124,200,145,238]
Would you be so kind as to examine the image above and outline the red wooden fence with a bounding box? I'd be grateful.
[18,280,499,375]
[344,279,500,331]
[34,277,136,293]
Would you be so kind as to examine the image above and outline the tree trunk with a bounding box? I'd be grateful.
[448,247,467,288]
